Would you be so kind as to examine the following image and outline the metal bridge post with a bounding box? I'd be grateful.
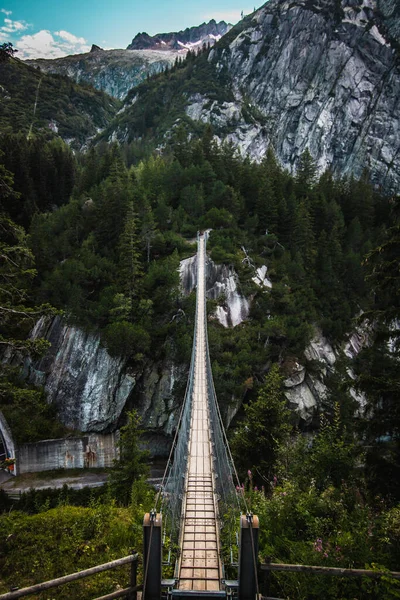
[128,551,138,600]
[143,511,162,600]
[238,513,259,600]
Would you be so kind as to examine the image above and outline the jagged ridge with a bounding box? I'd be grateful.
[127,19,231,50]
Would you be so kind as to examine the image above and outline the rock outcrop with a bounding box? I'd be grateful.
[184,0,400,191]
[284,327,369,425]
[179,254,249,327]
[25,315,185,452]
[26,49,177,101]
[29,316,136,432]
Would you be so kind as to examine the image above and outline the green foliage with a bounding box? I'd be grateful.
[0,42,17,62]
[103,321,150,358]
[0,213,55,351]
[0,371,66,444]
[356,200,400,501]
[0,504,135,598]
[231,364,291,484]
[0,134,76,228]
[0,59,120,145]
[245,414,398,598]
[109,411,150,506]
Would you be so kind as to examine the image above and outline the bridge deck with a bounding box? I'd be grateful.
[177,235,222,592]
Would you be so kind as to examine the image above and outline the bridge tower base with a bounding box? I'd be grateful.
[238,514,259,600]
[143,511,162,600]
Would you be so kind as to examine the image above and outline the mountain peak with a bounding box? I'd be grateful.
[90,44,104,53]
[126,20,232,51]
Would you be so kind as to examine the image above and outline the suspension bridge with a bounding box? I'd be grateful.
[4,234,399,600]
[142,232,259,599]
[0,232,260,600]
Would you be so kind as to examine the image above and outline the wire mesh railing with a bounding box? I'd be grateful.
[155,235,200,548]
[203,233,246,512]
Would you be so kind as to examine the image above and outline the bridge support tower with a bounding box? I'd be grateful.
[238,513,259,600]
[143,511,162,600]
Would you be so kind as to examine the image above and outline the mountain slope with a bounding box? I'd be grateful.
[105,0,400,191]
[25,21,231,101]
[26,48,177,101]
[0,57,120,146]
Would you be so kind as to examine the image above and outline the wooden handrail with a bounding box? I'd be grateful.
[94,586,143,600]
[261,562,400,579]
[0,555,138,600]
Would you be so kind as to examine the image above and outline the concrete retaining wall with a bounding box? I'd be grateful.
[17,433,118,474]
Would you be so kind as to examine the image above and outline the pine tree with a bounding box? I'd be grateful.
[0,213,54,356]
[295,148,318,199]
[118,202,142,318]
[109,410,149,505]
[231,364,291,484]
[256,174,277,234]
[139,197,157,263]
[357,201,400,500]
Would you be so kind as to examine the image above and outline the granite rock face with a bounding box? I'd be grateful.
[29,316,135,432]
[378,0,400,43]
[179,254,249,327]
[185,0,400,190]
[26,316,183,451]
[26,50,177,101]
[284,326,369,425]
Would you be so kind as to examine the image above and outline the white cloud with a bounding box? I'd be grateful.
[55,30,87,45]
[1,17,29,33]
[17,29,90,59]
[0,8,12,16]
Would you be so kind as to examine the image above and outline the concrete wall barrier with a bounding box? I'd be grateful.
[17,433,118,474]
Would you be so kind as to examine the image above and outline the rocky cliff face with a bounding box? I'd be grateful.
[26,316,184,456]
[378,0,400,43]
[182,0,400,190]
[103,0,400,189]
[284,327,368,425]
[26,49,177,101]
[179,254,249,327]
[28,316,136,432]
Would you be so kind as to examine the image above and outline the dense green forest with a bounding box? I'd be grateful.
[0,55,120,146]
[0,82,399,596]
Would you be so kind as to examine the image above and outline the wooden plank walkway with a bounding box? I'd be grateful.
[177,235,222,592]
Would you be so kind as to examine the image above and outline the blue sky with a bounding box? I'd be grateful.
[1,0,256,59]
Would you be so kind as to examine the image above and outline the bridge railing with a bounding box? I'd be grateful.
[0,554,140,600]
[157,235,200,546]
[203,234,240,504]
